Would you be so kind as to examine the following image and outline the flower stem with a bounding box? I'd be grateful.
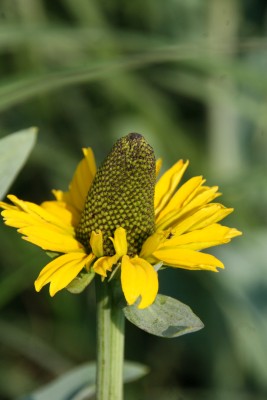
[95,277,125,400]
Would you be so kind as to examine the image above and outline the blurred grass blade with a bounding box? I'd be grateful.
[0,47,233,113]
[20,361,148,400]
[0,127,37,199]
[124,294,204,338]
[0,56,167,112]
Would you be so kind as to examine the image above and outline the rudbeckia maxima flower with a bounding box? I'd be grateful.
[0,134,241,309]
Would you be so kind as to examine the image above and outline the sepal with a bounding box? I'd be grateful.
[66,270,95,294]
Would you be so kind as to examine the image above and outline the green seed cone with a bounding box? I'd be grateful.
[76,133,156,256]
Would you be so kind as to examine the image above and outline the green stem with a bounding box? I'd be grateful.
[95,277,125,400]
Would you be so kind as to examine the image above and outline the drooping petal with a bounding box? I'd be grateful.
[110,227,128,257]
[153,247,224,271]
[93,255,118,277]
[154,159,189,217]
[134,257,159,309]
[34,252,94,296]
[90,230,104,257]
[120,255,139,305]
[121,255,158,309]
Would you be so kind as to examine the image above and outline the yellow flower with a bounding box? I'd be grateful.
[0,139,241,309]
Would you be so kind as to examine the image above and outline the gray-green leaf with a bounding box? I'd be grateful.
[123,294,204,338]
[0,127,37,199]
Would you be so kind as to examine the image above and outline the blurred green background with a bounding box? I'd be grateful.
[0,0,266,399]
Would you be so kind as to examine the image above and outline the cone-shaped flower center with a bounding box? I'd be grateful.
[75,133,156,256]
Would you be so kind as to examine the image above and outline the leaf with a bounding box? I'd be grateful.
[123,294,204,338]
[0,127,37,199]
[20,361,148,400]
[66,271,95,294]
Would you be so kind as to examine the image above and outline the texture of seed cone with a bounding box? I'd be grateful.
[76,133,156,256]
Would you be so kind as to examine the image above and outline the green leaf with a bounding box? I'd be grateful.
[0,127,37,199]
[66,271,95,294]
[123,294,204,338]
[20,361,148,400]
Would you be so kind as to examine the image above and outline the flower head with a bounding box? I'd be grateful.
[0,133,241,309]
[75,133,156,257]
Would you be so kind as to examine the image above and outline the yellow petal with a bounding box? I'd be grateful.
[156,158,162,177]
[0,201,17,211]
[109,227,127,257]
[121,255,158,309]
[69,148,96,212]
[140,230,168,258]
[52,189,68,203]
[153,248,224,271]
[159,224,242,251]
[93,255,118,277]
[90,230,104,257]
[41,200,76,228]
[19,225,83,253]
[156,176,204,223]
[53,147,96,214]
[156,184,220,231]
[171,204,234,235]
[120,255,139,304]
[35,252,94,296]
[83,147,97,176]
[1,209,44,229]
[50,195,81,227]
[180,186,220,217]
[154,160,189,217]
[1,195,82,253]
[187,205,234,231]
[5,195,74,232]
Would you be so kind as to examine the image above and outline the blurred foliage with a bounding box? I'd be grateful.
[0,0,267,399]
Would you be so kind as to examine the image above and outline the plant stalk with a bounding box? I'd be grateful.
[95,277,125,400]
